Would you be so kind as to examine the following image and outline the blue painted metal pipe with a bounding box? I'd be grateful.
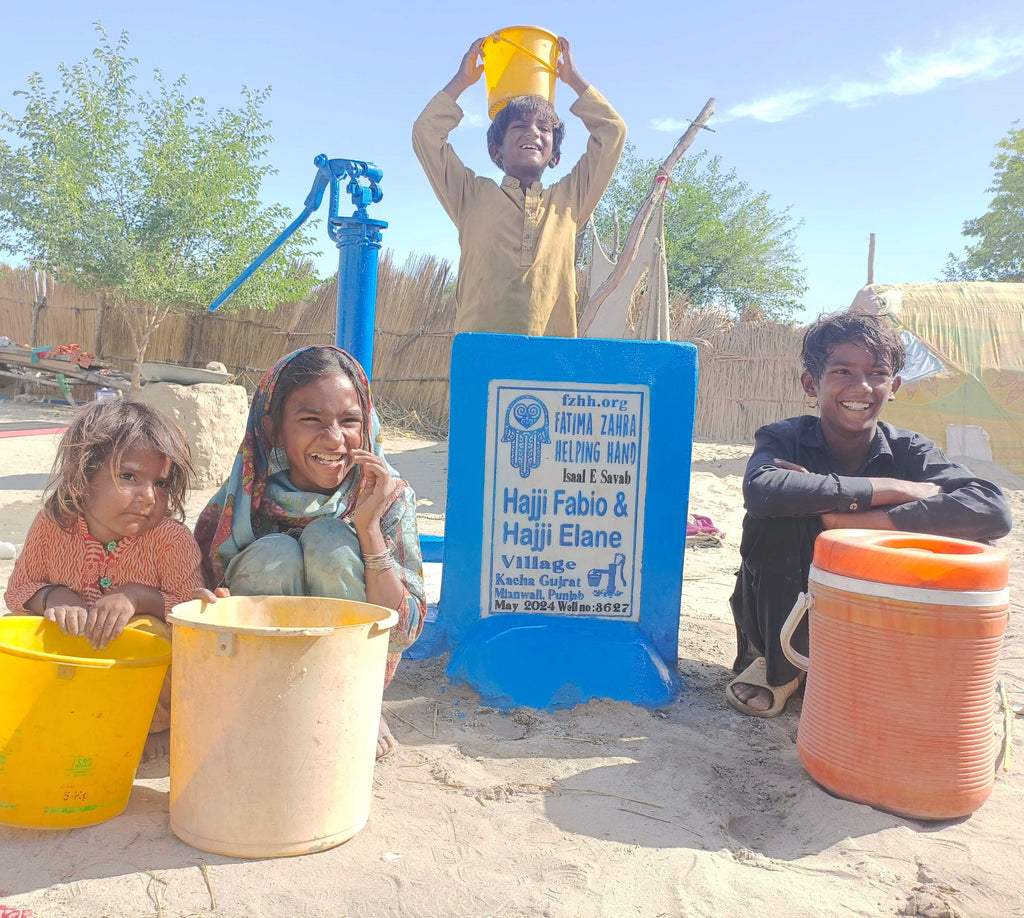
[329,211,386,381]
[208,154,387,382]
[207,206,314,314]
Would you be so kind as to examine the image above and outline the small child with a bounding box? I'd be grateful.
[727,311,1012,717]
[4,399,205,754]
[193,345,425,759]
[412,35,626,337]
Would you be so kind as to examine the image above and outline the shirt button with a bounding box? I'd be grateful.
[849,502,858,511]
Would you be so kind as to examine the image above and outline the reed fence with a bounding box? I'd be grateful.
[0,260,805,444]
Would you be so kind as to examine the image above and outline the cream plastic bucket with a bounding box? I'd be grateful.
[167,595,398,857]
[0,616,171,828]
[482,26,559,118]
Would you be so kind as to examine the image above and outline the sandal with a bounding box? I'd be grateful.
[726,657,802,718]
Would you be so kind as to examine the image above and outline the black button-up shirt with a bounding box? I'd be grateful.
[742,416,1012,542]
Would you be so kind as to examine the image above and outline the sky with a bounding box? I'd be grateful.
[2,1,1023,324]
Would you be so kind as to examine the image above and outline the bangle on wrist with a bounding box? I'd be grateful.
[38,584,62,610]
[362,548,395,571]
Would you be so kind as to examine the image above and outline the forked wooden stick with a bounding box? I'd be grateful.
[577,98,716,335]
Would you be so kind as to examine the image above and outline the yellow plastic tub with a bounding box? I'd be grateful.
[482,26,559,118]
[0,616,172,828]
[167,595,398,858]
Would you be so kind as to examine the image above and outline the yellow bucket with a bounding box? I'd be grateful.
[0,616,171,828]
[167,595,398,858]
[482,26,559,119]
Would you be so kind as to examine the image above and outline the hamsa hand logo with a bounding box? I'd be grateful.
[502,395,550,478]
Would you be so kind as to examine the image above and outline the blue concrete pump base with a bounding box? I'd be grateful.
[445,614,683,711]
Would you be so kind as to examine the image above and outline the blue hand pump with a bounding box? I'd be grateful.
[207,155,387,380]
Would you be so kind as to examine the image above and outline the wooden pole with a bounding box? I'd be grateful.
[185,312,206,366]
[867,233,876,286]
[29,271,46,347]
[94,293,106,358]
[578,98,716,335]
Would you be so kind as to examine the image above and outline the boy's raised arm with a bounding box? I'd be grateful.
[556,37,590,96]
[413,40,481,227]
[444,38,485,101]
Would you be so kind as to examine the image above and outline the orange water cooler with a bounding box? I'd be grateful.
[781,529,1010,819]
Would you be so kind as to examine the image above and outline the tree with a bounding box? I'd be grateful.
[0,25,320,385]
[592,143,806,321]
[944,122,1024,283]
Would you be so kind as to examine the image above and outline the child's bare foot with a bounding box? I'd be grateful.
[142,729,170,762]
[377,714,397,759]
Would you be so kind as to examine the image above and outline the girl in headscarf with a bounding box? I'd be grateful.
[194,346,425,757]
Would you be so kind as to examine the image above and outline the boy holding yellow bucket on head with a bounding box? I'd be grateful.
[412,31,626,337]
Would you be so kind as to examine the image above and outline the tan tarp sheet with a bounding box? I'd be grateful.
[849,282,1024,475]
[579,196,671,342]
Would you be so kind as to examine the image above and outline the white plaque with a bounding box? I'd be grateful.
[481,380,649,621]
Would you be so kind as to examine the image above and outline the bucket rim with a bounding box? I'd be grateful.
[485,25,559,43]
[0,620,172,668]
[168,596,399,636]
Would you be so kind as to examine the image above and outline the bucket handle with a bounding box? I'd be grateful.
[486,33,558,73]
[780,591,813,672]
[369,607,400,637]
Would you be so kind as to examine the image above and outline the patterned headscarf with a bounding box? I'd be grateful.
[194,346,424,623]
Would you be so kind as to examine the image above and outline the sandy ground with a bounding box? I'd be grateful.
[1,397,1023,918]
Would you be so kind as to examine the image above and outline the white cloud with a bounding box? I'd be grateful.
[650,117,690,132]
[648,32,1024,128]
[726,88,820,123]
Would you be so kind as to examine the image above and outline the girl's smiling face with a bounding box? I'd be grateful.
[267,373,366,494]
[82,446,172,544]
[802,339,901,440]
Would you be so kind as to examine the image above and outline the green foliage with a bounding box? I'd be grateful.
[944,122,1024,283]
[593,144,806,321]
[0,25,320,377]
[940,252,980,282]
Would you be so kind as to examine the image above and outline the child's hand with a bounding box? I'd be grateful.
[350,448,397,533]
[84,592,137,650]
[444,38,485,99]
[44,602,90,639]
[556,37,589,95]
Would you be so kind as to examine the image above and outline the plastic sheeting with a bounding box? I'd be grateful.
[849,282,1024,474]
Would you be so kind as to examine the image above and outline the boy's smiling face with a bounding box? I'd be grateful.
[801,339,901,441]
[489,111,560,186]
